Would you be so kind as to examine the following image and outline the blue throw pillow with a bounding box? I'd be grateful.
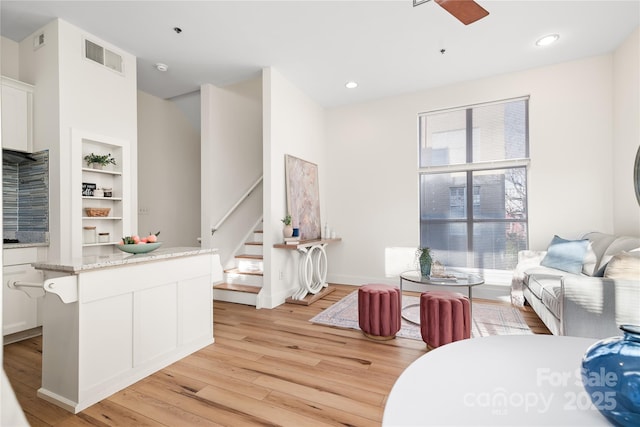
[540,235,590,274]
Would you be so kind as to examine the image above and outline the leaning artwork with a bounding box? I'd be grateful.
[285,154,321,240]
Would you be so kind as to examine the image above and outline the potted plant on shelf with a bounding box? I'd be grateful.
[416,247,433,277]
[84,153,117,169]
[281,214,293,238]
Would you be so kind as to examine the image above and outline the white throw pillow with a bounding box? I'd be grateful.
[582,242,598,276]
[604,251,640,280]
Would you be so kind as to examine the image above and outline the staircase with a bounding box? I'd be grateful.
[213,225,263,306]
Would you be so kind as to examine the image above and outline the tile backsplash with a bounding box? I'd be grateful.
[3,149,49,239]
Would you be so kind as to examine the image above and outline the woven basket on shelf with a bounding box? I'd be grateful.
[85,207,111,217]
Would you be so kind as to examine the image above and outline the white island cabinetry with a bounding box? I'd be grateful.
[33,247,222,413]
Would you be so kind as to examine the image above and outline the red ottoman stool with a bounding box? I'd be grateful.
[420,291,471,349]
[358,284,401,340]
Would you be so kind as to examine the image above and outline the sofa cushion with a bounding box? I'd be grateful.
[604,251,640,280]
[598,236,640,272]
[541,284,562,320]
[582,243,598,276]
[582,232,617,269]
[527,274,562,319]
[540,235,590,274]
[525,272,561,299]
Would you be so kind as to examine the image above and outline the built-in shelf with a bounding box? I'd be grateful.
[82,217,123,220]
[74,130,130,259]
[82,196,122,201]
[81,167,122,176]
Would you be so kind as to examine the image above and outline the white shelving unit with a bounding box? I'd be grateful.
[72,130,131,258]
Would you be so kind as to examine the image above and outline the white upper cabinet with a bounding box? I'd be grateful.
[1,76,34,153]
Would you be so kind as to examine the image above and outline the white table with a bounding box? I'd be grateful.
[383,335,610,426]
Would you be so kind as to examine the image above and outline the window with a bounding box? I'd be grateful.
[419,98,529,270]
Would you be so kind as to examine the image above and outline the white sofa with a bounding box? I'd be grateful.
[512,232,640,339]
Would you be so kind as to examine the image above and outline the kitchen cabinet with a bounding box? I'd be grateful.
[34,248,220,413]
[3,247,45,338]
[71,130,131,258]
[1,76,34,153]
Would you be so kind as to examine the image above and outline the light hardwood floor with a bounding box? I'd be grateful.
[3,284,550,426]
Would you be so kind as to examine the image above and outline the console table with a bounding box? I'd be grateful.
[383,335,608,426]
[274,238,341,304]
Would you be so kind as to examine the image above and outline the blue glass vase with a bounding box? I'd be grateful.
[420,260,431,277]
[581,325,640,427]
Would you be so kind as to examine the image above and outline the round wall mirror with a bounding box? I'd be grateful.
[635,145,640,206]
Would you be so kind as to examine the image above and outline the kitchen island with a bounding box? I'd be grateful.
[32,247,222,413]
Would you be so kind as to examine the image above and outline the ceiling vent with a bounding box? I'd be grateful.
[84,39,123,74]
[33,32,45,49]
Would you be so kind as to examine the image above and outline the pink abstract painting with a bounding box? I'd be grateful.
[285,155,321,240]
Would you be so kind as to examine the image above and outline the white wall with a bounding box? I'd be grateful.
[0,35,24,427]
[325,54,620,287]
[613,27,640,236]
[1,36,20,79]
[18,20,61,258]
[19,19,138,260]
[137,90,201,247]
[262,67,326,308]
[201,77,263,266]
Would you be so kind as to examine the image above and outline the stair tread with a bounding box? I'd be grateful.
[245,241,263,246]
[235,254,263,260]
[213,283,261,294]
[225,268,263,276]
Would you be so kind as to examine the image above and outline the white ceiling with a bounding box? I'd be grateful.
[1,1,639,108]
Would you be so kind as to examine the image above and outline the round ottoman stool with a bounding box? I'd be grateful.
[420,291,471,350]
[358,284,401,340]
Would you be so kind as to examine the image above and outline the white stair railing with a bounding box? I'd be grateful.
[211,175,263,236]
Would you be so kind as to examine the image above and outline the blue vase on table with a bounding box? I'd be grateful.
[581,325,640,427]
[420,261,431,277]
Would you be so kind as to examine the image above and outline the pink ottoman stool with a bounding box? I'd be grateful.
[358,284,401,340]
[420,291,471,349]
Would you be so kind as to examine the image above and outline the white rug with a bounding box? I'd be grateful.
[310,291,533,340]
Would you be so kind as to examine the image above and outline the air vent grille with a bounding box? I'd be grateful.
[33,32,45,49]
[84,39,123,74]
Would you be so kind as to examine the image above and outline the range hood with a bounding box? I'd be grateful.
[3,149,37,164]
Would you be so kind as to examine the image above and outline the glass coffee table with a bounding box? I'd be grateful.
[399,270,484,324]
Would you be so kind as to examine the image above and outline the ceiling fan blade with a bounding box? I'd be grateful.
[435,0,489,25]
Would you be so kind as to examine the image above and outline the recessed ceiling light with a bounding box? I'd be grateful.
[155,63,169,72]
[536,34,559,47]
[345,81,358,89]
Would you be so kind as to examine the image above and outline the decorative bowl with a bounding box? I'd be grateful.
[116,242,162,254]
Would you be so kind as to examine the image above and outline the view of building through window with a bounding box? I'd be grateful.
[419,98,530,270]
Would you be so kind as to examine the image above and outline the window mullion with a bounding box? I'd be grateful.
[465,109,473,266]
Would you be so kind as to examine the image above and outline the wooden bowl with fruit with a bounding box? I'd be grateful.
[117,232,162,254]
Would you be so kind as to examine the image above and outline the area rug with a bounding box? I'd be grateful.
[310,291,533,340]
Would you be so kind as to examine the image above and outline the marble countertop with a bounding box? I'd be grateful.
[33,246,218,273]
[4,242,49,249]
